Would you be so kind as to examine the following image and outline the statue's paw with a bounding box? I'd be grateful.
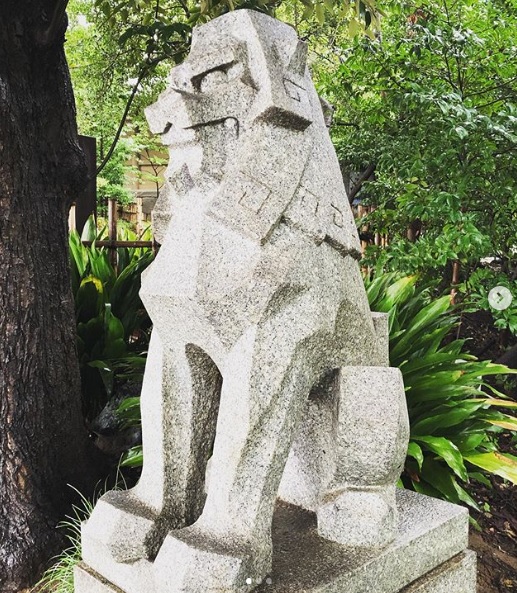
[81,490,160,564]
[154,527,272,593]
[317,486,397,549]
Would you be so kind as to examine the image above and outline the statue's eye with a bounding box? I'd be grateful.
[197,68,228,93]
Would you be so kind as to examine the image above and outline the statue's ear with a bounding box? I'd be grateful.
[251,39,313,131]
[288,40,308,76]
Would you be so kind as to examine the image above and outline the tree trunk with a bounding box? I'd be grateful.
[0,3,102,590]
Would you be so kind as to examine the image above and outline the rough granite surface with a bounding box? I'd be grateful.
[77,9,473,593]
[76,490,475,593]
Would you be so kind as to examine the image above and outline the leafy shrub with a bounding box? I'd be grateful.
[70,216,153,419]
[320,0,517,285]
[460,267,517,337]
[96,140,137,214]
[367,273,517,510]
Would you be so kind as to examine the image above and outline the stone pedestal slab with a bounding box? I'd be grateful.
[75,490,476,593]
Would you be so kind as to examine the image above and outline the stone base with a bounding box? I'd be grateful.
[75,551,476,593]
[75,490,476,593]
[402,552,476,593]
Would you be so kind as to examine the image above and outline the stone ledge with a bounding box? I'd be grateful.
[76,490,474,593]
[255,489,471,593]
[401,551,476,593]
[75,564,123,593]
[75,550,476,593]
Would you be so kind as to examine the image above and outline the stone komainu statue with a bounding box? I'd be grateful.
[80,10,409,593]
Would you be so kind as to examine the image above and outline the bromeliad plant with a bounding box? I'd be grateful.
[367,273,517,510]
[70,216,154,420]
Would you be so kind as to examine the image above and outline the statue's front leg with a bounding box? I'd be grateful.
[317,366,409,548]
[81,331,221,568]
[153,309,321,592]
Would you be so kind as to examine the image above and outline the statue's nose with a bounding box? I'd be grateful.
[145,86,195,135]
[145,65,199,134]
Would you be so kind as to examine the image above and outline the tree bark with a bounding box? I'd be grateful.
[0,3,102,590]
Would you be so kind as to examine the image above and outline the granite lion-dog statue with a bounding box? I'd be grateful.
[80,10,409,593]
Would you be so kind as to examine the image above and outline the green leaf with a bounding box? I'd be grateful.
[348,18,362,37]
[414,436,468,481]
[454,126,468,139]
[401,352,464,374]
[455,433,486,453]
[421,458,479,509]
[469,398,517,409]
[81,215,98,242]
[407,441,424,470]
[69,231,89,278]
[465,452,517,484]
[315,2,325,24]
[120,446,143,468]
[383,275,417,310]
[391,295,452,360]
[104,304,125,343]
[469,472,491,487]
[487,416,517,431]
[411,402,485,434]
[411,478,442,499]
[76,277,104,323]
[103,338,128,359]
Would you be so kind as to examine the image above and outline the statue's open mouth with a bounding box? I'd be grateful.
[165,117,240,149]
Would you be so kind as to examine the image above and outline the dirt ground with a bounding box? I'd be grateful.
[470,469,517,592]
[460,311,517,592]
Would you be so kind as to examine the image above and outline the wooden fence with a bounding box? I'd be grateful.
[355,204,389,253]
[71,199,157,267]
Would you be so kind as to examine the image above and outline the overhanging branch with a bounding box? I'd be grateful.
[349,163,376,202]
[96,67,148,176]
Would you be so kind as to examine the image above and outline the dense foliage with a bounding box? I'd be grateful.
[320,0,516,288]
[367,274,517,509]
[70,217,153,419]
[65,0,382,190]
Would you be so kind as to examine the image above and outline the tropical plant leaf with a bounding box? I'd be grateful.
[414,436,468,481]
[407,441,424,470]
[368,273,516,508]
[70,216,153,419]
[465,452,517,484]
[120,446,143,467]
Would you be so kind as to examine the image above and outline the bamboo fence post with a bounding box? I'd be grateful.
[108,198,118,269]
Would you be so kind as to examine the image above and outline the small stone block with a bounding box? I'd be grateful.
[317,487,397,548]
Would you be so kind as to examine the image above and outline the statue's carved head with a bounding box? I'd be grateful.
[147,11,312,139]
[146,11,319,243]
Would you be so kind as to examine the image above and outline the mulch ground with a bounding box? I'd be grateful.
[469,444,517,592]
[459,311,517,592]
